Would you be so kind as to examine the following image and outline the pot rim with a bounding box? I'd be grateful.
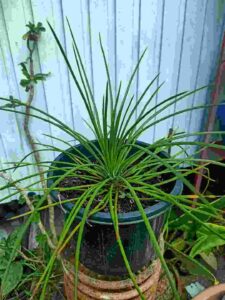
[47,141,183,225]
[192,284,225,300]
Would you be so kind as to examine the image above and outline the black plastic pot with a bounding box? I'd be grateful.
[47,141,183,276]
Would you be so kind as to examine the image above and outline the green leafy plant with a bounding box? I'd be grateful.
[22,22,46,41]
[0,229,24,298]
[168,195,225,252]
[165,193,225,291]
[19,62,49,92]
[0,22,59,299]
[0,19,225,300]
[190,222,225,258]
[0,227,64,300]
[20,21,50,92]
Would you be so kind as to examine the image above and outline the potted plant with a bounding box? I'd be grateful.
[47,140,183,299]
[0,20,225,300]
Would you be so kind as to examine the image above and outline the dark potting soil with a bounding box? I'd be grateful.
[57,163,174,213]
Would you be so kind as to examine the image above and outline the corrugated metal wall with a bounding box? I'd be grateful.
[0,0,225,200]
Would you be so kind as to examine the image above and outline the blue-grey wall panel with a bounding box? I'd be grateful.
[0,0,224,200]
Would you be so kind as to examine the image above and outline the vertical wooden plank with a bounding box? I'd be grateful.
[0,1,25,159]
[22,0,54,158]
[172,0,208,139]
[0,0,225,190]
[115,0,141,132]
[21,0,54,187]
[0,136,12,202]
[106,0,117,96]
[0,0,37,195]
[183,0,208,145]
[188,0,225,137]
[86,0,95,97]
[116,0,133,96]
[1,0,52,151]
[88,0,108,114]
[153,0,187,142]
[60,0,95,139]
[137,0,164,143]
[152,0,165,142]
[135,0,142,121]
[28,0,76,152]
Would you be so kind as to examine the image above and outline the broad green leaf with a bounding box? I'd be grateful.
[0,247,5,257]
[0,258,8,270]
[0,269,4,279]
[169,245,216,282]
[197,223,225,237]
[200,252,217,270]
[169,197,225,229]
[20,79,30,87]
[19,62,30,79]
[190,234,225,258]
[1,262,23,296]
[5,228,22,260]
[0,231,7,257]
[6,229,20,249]
[190,223,225,257]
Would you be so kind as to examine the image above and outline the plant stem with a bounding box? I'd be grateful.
[24,37,57,245]
[0,172,55,250]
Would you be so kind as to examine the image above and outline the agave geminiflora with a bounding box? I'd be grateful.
[0,19,225,300]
